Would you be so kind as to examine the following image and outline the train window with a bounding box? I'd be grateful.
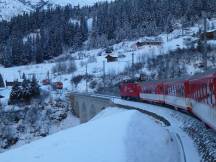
[179,85,183,96]
[200,88,203,101]
[173,85,176,95]
[204,84,207,95]
[198,87,201,100]
[210,93,213,105]
[193,93,196,100]
[198,89,201,101]
[201,85,204,96]
[213,95,216,107]
[196,91,199,101]
[197,90,200,101]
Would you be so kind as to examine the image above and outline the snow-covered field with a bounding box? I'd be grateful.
[0,108,181,162]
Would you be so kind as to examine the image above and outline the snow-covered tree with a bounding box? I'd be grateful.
[0,73,5,88]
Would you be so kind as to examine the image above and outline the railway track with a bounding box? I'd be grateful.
[170,132,187,162]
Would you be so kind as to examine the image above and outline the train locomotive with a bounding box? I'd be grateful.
[119,72,216,131]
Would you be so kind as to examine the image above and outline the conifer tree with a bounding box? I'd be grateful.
[0,73,5,88]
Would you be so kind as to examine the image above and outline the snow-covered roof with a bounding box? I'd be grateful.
[105,54,118,58]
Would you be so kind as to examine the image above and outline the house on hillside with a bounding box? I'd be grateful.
[200,29,216,40]
[5,80,22,87]
[105,47,114,54]
[105,54,118,62]
[134,39,163,49]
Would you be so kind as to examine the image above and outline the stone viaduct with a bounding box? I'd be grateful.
[69,93,115,123]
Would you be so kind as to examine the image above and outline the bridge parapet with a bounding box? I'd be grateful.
[69,93,115,123]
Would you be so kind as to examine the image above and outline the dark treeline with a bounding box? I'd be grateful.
[0,0,216,67]
[89,0,216,47]
[0,6,89,67]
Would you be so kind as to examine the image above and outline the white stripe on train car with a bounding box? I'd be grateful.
[164,95,189,110]
[190,100,216,130]
[140,93,189,110]
[140,93,165,103]
[140,93,216,131]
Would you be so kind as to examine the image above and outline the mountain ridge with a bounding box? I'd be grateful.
[0,0,112,21]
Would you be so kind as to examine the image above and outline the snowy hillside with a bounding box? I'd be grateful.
[0,108,179,162]
[0,17,216,108]
[0,0,32,20]
[0,19,212,100]
[44,0,114,8]
[1,1,216,161]
[0,0,114,21]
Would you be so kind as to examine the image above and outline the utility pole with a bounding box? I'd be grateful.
[181,23,184,36]
[103,61,106,91]
[85,64,88,93]
[47,71,50,80]
[202,11,208,71]
[18,70,21,79]
[181,21,185,37]
[166,19,169,41]
[132,53,135,79]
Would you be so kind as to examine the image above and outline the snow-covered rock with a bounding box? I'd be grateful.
[0,98,79,153]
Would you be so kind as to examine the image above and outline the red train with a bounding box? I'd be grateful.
[119,72,216,131]
[42,79,50,85]
[55,82,63,89]
[52,82,63,89]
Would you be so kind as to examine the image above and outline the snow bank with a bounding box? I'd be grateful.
[114,99,201,162]
[125,111,178,162]
[0,109,177,162]
[91,107,126,120]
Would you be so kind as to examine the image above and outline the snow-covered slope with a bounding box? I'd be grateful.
[45,0,112,7]
[0,109,179,162]
[0,0,114,21]
[0,0,33,20]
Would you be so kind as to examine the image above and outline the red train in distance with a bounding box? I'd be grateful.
[54,82,63,89]
[119,82,141,100]
[42,79,63,89]
[119,72,216,131]
[42,79,50,85]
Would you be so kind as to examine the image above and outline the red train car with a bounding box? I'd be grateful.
[42,79,50,85]
[52,82,63,89]
[119,72,216,131]
[119,82,141,100]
